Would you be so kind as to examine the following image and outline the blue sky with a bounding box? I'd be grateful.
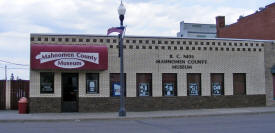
[0,0,274,80]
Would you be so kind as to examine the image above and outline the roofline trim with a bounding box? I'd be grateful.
[30,33,274,42]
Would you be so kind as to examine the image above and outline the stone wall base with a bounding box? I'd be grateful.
[29,95,266,113]
[29,97,61,113]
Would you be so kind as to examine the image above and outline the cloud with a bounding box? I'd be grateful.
[0,0,269,79]
[124,1,254,36]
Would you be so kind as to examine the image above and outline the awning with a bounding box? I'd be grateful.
[31,44,108,70]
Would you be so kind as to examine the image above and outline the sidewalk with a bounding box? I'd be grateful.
[1,106,275,122]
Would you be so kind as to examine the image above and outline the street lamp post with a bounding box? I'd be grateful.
[118,1,126,117]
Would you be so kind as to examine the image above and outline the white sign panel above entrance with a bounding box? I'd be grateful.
[31,44,108,70]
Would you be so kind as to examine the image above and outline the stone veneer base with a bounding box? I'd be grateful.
[29,95,265,113]
[29,97,61,113]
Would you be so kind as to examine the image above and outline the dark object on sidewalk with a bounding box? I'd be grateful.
[18,97,28,114]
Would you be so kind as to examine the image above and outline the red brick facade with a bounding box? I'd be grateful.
[216,3,275,40]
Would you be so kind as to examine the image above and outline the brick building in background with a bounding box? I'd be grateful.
[216,2,275,40]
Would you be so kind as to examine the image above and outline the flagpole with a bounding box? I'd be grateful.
[118,1,126,117]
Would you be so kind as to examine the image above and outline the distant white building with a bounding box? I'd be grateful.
[177,21,216,38]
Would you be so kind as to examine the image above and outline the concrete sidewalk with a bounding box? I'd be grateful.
[1,107,275,122]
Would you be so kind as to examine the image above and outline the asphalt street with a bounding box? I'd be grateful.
[1,113,275,133]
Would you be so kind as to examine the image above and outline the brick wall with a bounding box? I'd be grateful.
[216,3,275,40]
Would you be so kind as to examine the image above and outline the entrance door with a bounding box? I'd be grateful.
[62,73,78,112]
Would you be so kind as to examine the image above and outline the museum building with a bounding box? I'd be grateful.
[29,34,271,113]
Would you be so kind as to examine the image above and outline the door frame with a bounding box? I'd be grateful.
[61,73,79,112]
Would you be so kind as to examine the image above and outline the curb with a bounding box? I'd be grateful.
[1,110,275,123]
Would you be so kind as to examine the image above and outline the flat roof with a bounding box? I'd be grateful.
[30,33,274,43]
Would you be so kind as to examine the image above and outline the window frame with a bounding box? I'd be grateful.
[211,73,224,96]
[86,73,99,94]
[136,73,152,97]
[40,72,55,94]
[162,73,177,96]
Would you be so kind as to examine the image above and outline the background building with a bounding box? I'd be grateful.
[177,21,216,38]
[216,2,275,40]
[29,34,269,113]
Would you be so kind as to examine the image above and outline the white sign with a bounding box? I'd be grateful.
[35,52,99,69]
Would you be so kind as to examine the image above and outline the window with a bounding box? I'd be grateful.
[196,35,206,38]
[162,73,177,96]
[40,72,54,93]
[187,73,201,96]
[110,73,126,97]
[137,73,152,96]
[233,73,246,95]
[192,24,201,28]
[211,73,224,96]
[86,73,99,94]
[273,74,275,100]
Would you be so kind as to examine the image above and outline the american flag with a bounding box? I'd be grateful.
[107,27,125,35]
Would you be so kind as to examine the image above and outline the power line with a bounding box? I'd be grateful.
[0,59,29,66]
[7,68,29,69]
[0,67,29,69]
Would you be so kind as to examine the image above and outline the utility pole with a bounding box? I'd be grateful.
[5,65,7,80]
